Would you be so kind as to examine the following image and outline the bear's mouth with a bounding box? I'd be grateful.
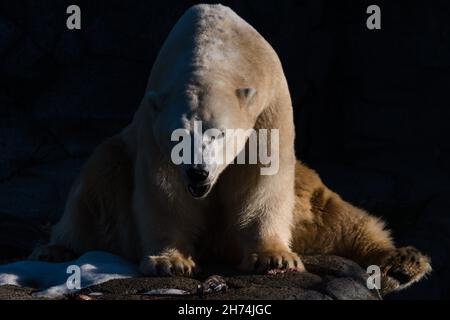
[187,183,211,199]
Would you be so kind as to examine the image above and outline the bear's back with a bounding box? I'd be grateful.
[147,4,278,92]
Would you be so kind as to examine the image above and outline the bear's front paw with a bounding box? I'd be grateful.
[240,250,305,274]
[139,249,197,277]
[381,246,432,294]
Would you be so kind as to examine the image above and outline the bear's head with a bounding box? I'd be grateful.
[145,82,263,199]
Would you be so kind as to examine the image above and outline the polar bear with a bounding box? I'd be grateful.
[30,4,430,294]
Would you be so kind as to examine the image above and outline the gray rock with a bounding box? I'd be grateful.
[0,285,44,300]
[0,255,379,300]
[302,255,369,283]
[210,286,330,300]
[225,272,323,290]
[324,278,378,300]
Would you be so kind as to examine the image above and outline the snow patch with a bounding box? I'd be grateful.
[0,251,140,298]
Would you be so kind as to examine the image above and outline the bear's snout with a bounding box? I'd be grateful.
[187,168,209,184]
[186,167,212,199]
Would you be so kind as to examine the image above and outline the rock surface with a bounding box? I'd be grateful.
[0,255,380,300]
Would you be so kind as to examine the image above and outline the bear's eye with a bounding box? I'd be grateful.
[236,87,256,107]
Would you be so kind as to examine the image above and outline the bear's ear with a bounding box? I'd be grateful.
[145,91,164,112]
[236,87,256,107]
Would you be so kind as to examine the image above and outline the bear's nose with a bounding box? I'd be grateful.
[187,168,209,184]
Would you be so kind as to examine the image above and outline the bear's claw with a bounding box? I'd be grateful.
[381,246,432,294]
[241,250,305,274]
[139,250,196,277]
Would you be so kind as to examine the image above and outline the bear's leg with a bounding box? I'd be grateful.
[134,212,199,277]
[341,209,431,294]
[28,205,91,263]
[30,136,135,263]
[29,181,92,262]
[133,177,200,277]
[138,233,198,277]
[28,209,84,262]
[235,178,305,274]
[293,192,431,294]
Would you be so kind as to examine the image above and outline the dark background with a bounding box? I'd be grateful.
[0,0,449,299]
